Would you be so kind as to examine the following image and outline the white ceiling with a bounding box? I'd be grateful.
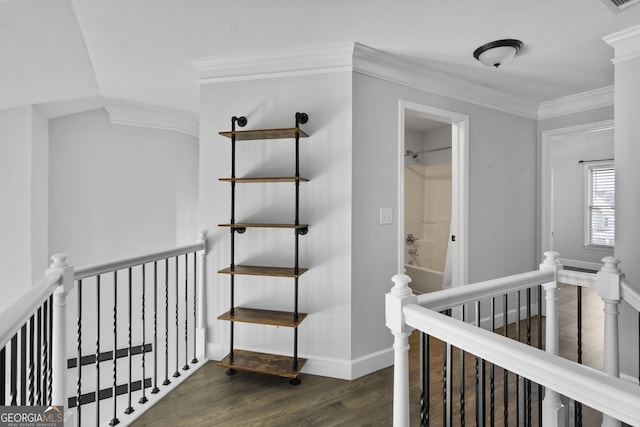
[2,0,639,117]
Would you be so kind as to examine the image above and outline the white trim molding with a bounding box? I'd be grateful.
[603,24,640,63]
[194,42,539,119]
[537,86,614,120]
[193,43,355,83]
[104,97,199,137]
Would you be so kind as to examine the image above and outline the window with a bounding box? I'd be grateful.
[585,161,615,247]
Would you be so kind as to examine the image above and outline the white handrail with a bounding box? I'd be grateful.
[621,278,640,313]
[403,304,640,426]
[416,269,554,312]
[557,268,598,289]
[74,242,204,280]
[0,272,62,349]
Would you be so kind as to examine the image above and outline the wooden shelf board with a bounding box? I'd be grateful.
[219,177,309,183]
[217,350,306,379]
[218,265,308,278]
[217,307,307,327]
[219,128,309,140]
[218,223,308,229]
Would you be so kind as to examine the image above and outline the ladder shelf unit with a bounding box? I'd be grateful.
[217,113,309,385]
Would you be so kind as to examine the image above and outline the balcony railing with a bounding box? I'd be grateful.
[386,251,640,426]
[0,231,208,426]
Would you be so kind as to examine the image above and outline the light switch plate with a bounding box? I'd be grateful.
[380,208,393,225]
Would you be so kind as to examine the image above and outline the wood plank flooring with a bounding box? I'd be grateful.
[131,283,605,426]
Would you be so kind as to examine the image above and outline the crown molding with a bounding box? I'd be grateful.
[537,85,614,120]
[194,42,539,119]
[104,97,199,137]
[603,24,640,63]
[351,43,538,119]
[193,43,355,83]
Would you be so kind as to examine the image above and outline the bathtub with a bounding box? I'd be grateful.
[404,264,444,294]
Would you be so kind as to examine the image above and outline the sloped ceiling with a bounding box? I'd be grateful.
[2,0,639,119]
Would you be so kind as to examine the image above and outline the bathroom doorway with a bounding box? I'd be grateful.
[398,101,468,292]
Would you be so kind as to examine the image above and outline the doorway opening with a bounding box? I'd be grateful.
[398,101,469,292]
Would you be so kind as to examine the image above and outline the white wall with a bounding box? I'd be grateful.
[0,106,49,311]
[351,73,538,363]
[198,72,354,378]
[552,128,614,269]
[49,108,198,267]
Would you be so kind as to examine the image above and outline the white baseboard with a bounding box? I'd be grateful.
[559,258,602,272]
[206,342,393,380]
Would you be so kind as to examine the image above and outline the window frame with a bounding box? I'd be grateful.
[583,160,615,249]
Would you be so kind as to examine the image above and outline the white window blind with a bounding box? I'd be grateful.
[586,163,615,247]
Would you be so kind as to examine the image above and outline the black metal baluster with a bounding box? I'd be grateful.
[503,293,508,427]
[420,332,430,426]
[526,288,532,427]
[20,324,27,405]
[537,285,543,424]
[490,298,495,427]
[192,252,198,364]
[77,280,83,425]
[125,268,134,415]
[152,261,160,394]
[42,300,48,405]
[516,291,521,426]
[475,300,485,426]
[36,307,42,405]
[460,305,465,426]
[10,334,17,405]
[183,254,189,371]
[444,341,452,426]
[173,256,180,379]
[48,294,53,405]
[96,275,101,426]
[28,315,35,405]
[575,286,583,426]
[109,271,119,426]
[140,264,148,404]
[0,347,5,405]
[163,259,170,387]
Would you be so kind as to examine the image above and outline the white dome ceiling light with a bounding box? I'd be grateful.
[473,39,523,68]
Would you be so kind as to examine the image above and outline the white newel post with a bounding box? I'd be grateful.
[597,257,623,427]
[385,274,417,427]
[196,231,208,360]
[46,254,74,424]
[540,251,565,427]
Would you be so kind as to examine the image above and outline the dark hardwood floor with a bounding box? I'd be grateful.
[131,283,604,426]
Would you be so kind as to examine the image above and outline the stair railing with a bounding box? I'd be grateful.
[386,251,640,427]
[0,231,208,427]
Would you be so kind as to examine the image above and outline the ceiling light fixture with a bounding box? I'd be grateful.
[473,39,523,68]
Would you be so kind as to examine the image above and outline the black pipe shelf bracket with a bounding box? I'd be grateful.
[216,113,310,385]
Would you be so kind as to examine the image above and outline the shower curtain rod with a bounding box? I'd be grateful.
[405,146,452,157]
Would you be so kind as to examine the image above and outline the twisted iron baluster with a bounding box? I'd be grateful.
[173,256,180,378]
[36,307,42,405]
[183,254,189,371]
[48,295,53,405]
[42,300,49,406]
[419,332,429,426]
[96,275,101,426]
[139,264,148,404]
[192,252,198,364]
[77,280,83,424]
[10,334,17,405]
[109,271,119,426]
[28,315,35,405]
[20,324,26,405]
[163,259,170,386]
[125,268,134,415]
[526,288,532,427]
[152,261,160,394]
[0,347,5,405]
